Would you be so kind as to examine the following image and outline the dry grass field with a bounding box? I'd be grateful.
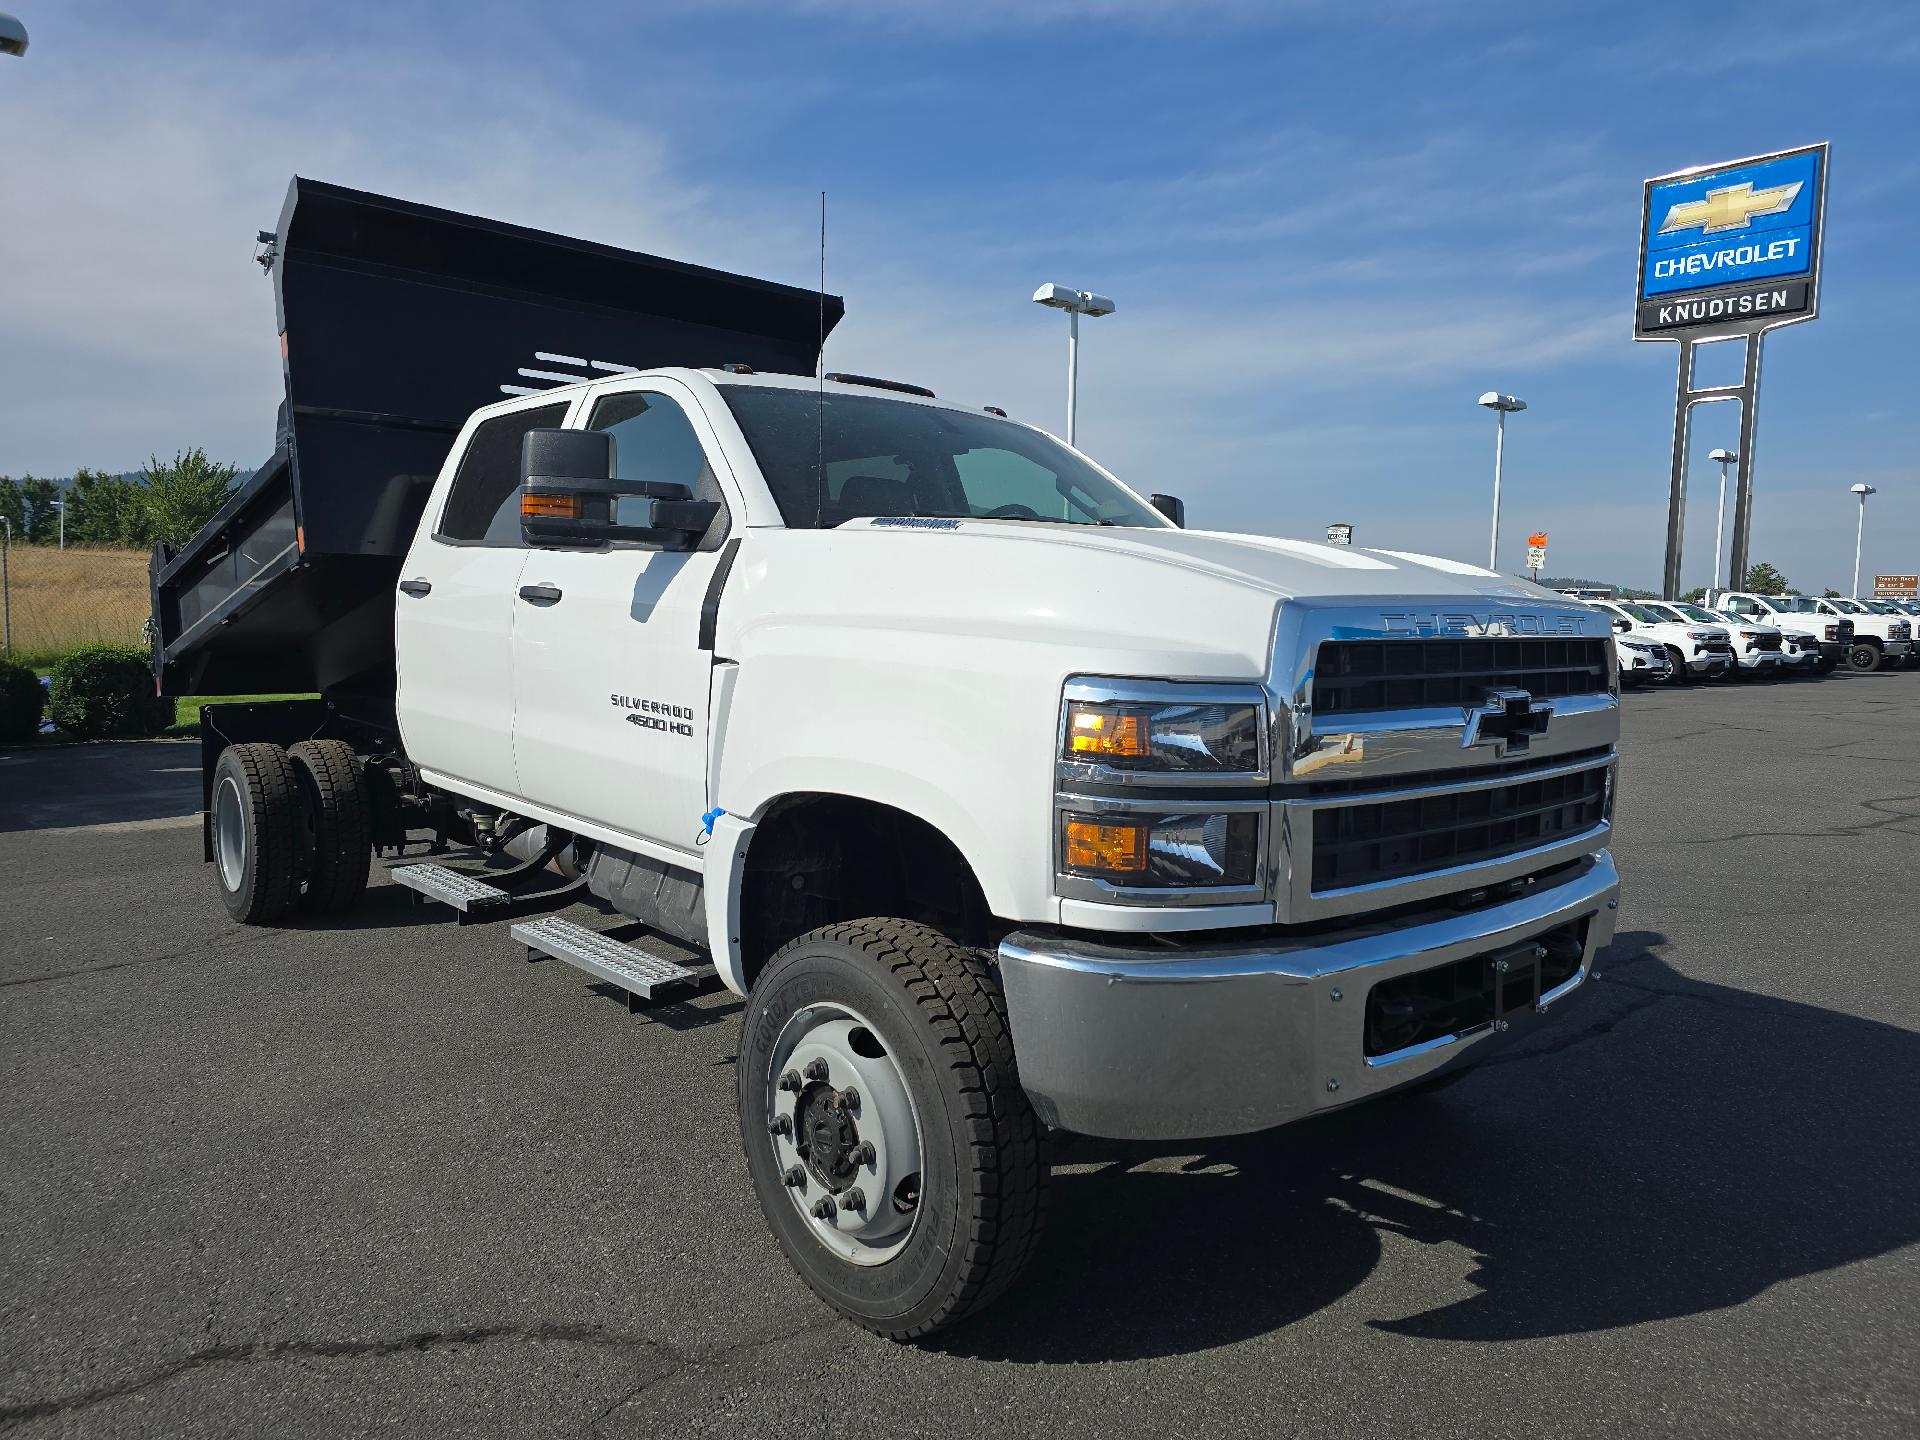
[2,545,150,664]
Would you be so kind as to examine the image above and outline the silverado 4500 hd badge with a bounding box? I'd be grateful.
[612,694,694,736]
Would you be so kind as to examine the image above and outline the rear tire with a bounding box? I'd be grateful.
[287,739,371,914]
[211,743,300,924]
[739,918,1048,1340]
[1848,641,1882,672]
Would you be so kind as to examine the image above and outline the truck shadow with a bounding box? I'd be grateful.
[937,931,1920,1362]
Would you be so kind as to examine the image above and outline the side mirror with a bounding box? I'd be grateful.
[1149,493,1186,528]
[518,428,718,550]
[1612,619,1631,633]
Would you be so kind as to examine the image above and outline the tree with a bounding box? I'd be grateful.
[1741,561,1791,595]
[19,475,60,544]
[1680,586,1707,603]
[0,477,22,537]
[1822,587,1841,599]
[66,469,146,546]
[138,449,236,546]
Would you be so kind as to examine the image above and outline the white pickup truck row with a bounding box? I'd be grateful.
[1564,589,1916,686]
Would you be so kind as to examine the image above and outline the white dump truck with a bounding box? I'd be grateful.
[152,179,1624,1339]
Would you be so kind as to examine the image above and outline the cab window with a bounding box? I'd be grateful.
[437,402,570,545]
[586,390,730,549]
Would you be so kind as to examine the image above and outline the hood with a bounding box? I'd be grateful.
[726,521,1600,691]
[838,519,1578,606]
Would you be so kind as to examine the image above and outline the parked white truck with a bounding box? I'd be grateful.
[153,181,1624,1339]
[1710,593,1849,674]
[1650,601,1785,680]
[1579,598,1732,682]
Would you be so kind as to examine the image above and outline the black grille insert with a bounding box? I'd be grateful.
[1313,638,1609,716]
[1312,764,1609,893]
[1364,920,1587,1057]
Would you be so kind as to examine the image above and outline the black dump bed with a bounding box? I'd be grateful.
[152,177,843,697]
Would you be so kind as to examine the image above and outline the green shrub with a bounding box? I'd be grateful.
[47,643,172,739]
[0,656,45,744]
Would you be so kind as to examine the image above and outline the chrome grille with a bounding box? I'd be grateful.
[1313,638,1609,717]
[1311,764,1609,892]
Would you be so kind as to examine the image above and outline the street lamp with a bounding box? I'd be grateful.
[0,13,27,56]
[1709,447,1737,591]
[1032,283,1115,447]
[1476,392,1527,571]
[51,499,66,550]
[1851,482,1876,597]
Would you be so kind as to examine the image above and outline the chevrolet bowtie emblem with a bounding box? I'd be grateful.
[1464,688,1551,756]
[1658,180,1803,237]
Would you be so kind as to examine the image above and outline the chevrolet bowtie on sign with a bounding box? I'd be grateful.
[1635,144,1827,339]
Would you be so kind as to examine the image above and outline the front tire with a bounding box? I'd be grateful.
[738,919,1047,1340]
[1665,646,1691,683]
[211,743,300,924]
[1849,641,1882,672]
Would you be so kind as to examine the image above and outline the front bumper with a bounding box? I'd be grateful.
[997,851,1620,1140]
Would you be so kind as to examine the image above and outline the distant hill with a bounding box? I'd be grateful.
[1537,575,1659,600]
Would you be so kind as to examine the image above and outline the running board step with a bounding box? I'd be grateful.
[512,917,714,1007]
[392,862,512,918]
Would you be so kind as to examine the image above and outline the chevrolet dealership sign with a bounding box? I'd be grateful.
[1636,144,1827,338]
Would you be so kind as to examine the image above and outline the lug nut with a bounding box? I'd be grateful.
[811,1197,837,1220]
[838,1087,860,1110]
[769,1114,792,1137]
[838,1188,866,1213]
[849,1140,875,1168]
[803,1058,829,1083]
[782,1165,806,1188]
[778,1069,803,1093]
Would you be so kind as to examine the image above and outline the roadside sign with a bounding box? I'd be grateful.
[1874,573,1918,598]
[1325,523,1352,546]
[1636,143,1827,340]
[1526,532,1547,574]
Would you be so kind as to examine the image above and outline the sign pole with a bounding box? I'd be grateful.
[1662,339,1696,599]
[1726,332,1765,590]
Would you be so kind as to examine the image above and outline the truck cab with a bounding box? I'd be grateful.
[1844,599,1920,669]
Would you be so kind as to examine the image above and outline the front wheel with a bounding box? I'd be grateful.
[1849,642,1882,672]
[738,919,1048,1340]
[1665,646,1691,683]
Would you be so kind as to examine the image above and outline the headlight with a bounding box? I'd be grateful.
[1061,811,1262,888]
[1687,629,1716,641]
[1824,624,1839,640]
[1059,681,1266,777]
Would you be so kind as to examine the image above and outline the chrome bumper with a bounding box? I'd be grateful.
[998,851,1620,1140]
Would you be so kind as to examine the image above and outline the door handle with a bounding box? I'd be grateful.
[398,578,432,597]
[519,583,563,603]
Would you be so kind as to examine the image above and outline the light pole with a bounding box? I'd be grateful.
[0,12,27,56]
[1709,447,1737,591]
[1477,392,1527,570]
[52,499,66,550]
[1032,283,1115,447]
[1851,483,1876,596]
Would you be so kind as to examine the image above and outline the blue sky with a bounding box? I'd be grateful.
[2,0,1916,591]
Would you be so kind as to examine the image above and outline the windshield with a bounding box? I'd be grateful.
[1667,602,1724,624]
[1641,603,1686,623]
[719,386,1166,530]
[1859,599,1899,614]
[1614,603,1668,624]
[1761,595,1817,613]
[1830,598,1868,614]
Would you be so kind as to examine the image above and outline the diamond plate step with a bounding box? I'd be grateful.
[511,916,712,1004]
[391,862,512,916]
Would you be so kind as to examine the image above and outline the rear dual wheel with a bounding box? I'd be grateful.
[739,919,1047,1340]
[210,739,370,924]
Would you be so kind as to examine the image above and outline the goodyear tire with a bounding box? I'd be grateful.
[210,743,300,924]
[739,918,1048,1340]
[1848,641,1882,672]
[287,739,371,914]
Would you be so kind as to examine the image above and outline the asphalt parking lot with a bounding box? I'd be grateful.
[3,671,1917,1439]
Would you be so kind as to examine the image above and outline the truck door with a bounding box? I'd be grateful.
[509,383,731,858]
[396,398,572,797]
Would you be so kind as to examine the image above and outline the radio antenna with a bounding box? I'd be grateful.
[816,190,826,525]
